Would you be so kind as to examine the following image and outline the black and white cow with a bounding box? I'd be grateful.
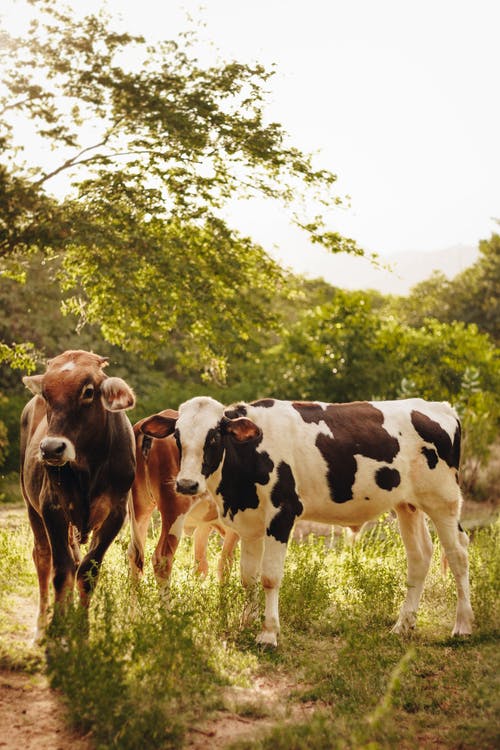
[140,396,473,647]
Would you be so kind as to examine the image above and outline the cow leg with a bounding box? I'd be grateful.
[127,492,154,584]
[77,504,127,607]
[426,512,473,636]
[26,504,52,642]
[41,501,76,615]
[151,509,186,604]
[239,536,264,627]
[392,503,433,635]
[217,529,239,582]
[257,535,288,648]
[192,523,211,577]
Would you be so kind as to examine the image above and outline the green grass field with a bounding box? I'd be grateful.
[0,508,498,749]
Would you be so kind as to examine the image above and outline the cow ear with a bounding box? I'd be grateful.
[140,413,177,439]
[23,375,43,395]
[101,377,136,411]
[223,417,262,443]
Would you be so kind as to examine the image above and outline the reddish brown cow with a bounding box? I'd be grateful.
[128,411,238,598]
[20,350,136,640]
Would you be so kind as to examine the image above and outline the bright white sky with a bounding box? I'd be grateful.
[3,0,500,280]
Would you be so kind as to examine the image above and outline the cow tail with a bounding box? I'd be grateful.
[127,488,143,574]
[127,432,153,576]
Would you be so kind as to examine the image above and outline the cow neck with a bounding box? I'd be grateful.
[45,463,91,542]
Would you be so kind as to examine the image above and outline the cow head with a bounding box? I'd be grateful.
[23,350,136,467]
[140,396,262,496]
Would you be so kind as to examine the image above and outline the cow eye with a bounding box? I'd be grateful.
[81,385,95,402]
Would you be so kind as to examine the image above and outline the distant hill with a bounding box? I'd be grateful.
[289,243,479,296]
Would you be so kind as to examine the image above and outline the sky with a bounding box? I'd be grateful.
[3,0,500,286]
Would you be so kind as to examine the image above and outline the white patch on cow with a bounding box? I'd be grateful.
[62,440,76,463]
[176,396,225,494]
[168,513,186,540]
[217,503,266,540]
[59,361,76,372]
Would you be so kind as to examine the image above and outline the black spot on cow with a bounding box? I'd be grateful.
[458,522,464,533]
[411,411,461,469]
[141,434,153,460]
[201,427,224,478]
[291,402,326,423]
[173,429,182,461]
[293,402,400,503]
[268,461,303,543]
[216,430,274,521]
[224,404,248,419]
[251,398,275,409]
[421,446,438,469]
[375,466,401,491]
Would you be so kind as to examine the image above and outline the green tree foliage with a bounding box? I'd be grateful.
[253,290,386,401]
[255,292,499,404]
[0,0,358,372]
[450,233,500,342]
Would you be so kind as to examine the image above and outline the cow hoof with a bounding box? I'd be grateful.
[255,631,278,649]
[452,610,474,636]
[390,621,415,637]
[451,624,473,637]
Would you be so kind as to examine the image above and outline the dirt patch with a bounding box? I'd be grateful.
[0,670,92,750]
[186,675,318,749]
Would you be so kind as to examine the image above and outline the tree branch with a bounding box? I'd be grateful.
[34,116,128,186]
[0,96,42,116]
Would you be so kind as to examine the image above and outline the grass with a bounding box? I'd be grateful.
[0,508,498,749]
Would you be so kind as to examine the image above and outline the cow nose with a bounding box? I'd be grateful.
[40,437,68,462]
[176,478,200,495]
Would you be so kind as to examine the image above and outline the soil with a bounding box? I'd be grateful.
[0,669,91,750]
[0,499,497,749]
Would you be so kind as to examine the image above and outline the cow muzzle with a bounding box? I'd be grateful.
[176,477,202,496]
[39,437,76,466]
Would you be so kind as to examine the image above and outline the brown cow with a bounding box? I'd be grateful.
[128,411,238,600]
[20,350,136,640]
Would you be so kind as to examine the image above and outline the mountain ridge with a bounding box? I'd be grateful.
[294,243,479,296]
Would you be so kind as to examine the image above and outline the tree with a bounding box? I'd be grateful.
[450,233,500,343]
[0,0,360,373]
[251,290,391,402]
